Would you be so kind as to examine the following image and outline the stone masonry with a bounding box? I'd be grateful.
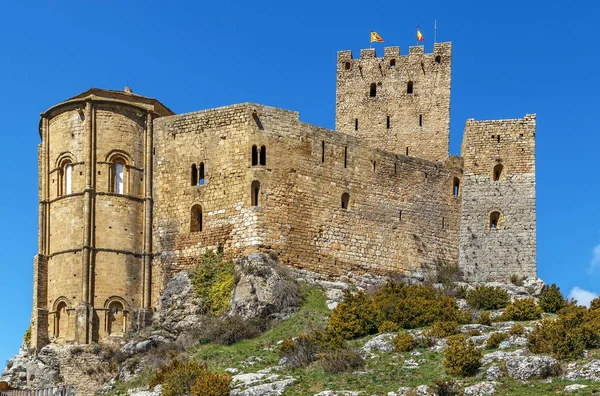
[30,42,536,349]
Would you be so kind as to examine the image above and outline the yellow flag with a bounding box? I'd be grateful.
[370,31,384,43]
[417,28,424,42]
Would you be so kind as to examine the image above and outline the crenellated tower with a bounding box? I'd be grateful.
[335,42,452,162]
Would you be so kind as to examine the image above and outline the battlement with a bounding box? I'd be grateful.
[337,41,451,62]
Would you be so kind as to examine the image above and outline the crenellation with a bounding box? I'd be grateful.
[29,41,536,349]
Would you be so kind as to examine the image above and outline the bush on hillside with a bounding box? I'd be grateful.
[500,298,542,321]
[150,359,229,396]
[538,284,566,313]
[319,348,365,373]
[428,320,460,338]
[199,315,262,345]
[392,332,415,352]
[190,371,232,396]
[485,332,508,349]
[434,379,461,396]
[477,312,492,326]
[190,250,236,315]
[23,326,31,344]
[378,321,400,333]
[590,297,600,311]
[509,323,526,336]
[466,286,510,310]
[279,333,319,368]
[443,335,482,376]
[326,290,377,339]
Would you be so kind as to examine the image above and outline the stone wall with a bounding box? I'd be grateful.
[335,43,451,162]
[459,115,536,281]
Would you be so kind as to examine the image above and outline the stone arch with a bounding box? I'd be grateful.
[252,145,258,166]
[190,204,203,232]
[106,151,132,194]
[453,177,460,196]
[493,164,504,181]
[191,164,198,186]
[199,162,205,185]
[344,61,351,70]
[260,145,266,166]
[251,180,260,206]
[435,55,441,64]
[56,153,75,197]
[489,211,505,230]
[52,297,71,339]
[104,297,129,337]
[341,192,350,210]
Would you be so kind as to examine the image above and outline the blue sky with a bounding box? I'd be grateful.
[0,0,598,364]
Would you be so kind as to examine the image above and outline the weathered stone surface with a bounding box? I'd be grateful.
[230,372,295,396]
[126,385,163,396]
[505,355,560,380]
[482,348,526,365]
[362,333,394,354]
[486,365,503,381]
[314,392,361,396]
[564,384,588,393]
[563,360,600,381]
[463,381,497,396]
[157,271,204,335]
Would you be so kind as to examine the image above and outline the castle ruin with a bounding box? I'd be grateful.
[30,42,536,348]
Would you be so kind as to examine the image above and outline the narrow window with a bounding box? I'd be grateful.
[419,114,423,127]
[453,177,460,196]
[191,164,198,186]
[260,145,266,166]
[390,59,396,67]
[107,301,125,336]
[406,147,409,156]
[394,162,397,175]
[493,164,503,181]
[399,210,403,221]
[435,55,441,64]
[252,145,258,166]
[252,112,264,130]
[341,192,350,209]
[199,162,205,185]
[369,83,376,97]
[344,61,351,70]
[442,217,445,229]
[321,141,325,163]
[344,146,347,168]
[190,204,203,232]
[386,116,390,129]
[251,180,260,206]
[373,161,376,172]
[115,162,124,194]
[497,135,501,143]
[490,211,501,230]
[354,118,358,131]
[407,81,413,94]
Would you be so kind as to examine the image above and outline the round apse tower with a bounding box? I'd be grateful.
[31,88,173,347]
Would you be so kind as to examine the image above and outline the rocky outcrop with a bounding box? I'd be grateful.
[230,372,295,396]
[505,355,560,380]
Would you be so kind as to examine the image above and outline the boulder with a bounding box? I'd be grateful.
[564,384,588,393]
[505,355,560,380]
[158,271,205,335]
[463,381,497,396]
[230,372,295,396]
[486,365,502,381]
[362,334,394,354]
[563,360,600,381]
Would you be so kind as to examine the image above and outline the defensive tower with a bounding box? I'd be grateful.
[31,89,173,349]
[336,42,452,162]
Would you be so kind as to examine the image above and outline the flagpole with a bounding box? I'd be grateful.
[434,20,437,44]
[370,31,372,49]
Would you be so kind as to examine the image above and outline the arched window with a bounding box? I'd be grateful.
[260,145,266,166]
[107,301,125,336]
[252,145,258,166]
[435,55,441,64]
[453,177,460,196]
[251,181,260,206]
[344,62,351,70]
[199,162,205,185]
[493,164,503,181]
[341,192,350,209]
[58,159,73,197]
[489,211,502,230]
[114,162,125,194]
[191,164,198,186]
[56,301,68,339]
[390,59,396,68]
[369,83,377,97]
[190,204,203,232]
[407,81,414,94]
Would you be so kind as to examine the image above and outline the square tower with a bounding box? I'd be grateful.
[336,42,451,162]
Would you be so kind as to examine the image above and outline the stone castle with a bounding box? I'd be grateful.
[29,42,536,349]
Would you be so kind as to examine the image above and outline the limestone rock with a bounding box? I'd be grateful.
[230,372,295,396]
[563,360,600,381]
[127,385,162,395]
[564,384,588,393]
[482,348,526,365]
[158,271,205,335]
[486,365,503,381]
[505,355,560,380]
[463,381,497,396]
[362,333,394,354]
[313,392,362,396]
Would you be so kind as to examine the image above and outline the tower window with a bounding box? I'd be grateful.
[489,211,502,230]
[65,163,72,195]
[369,83,376,97]
[344,146,347,168]
[199,162,205,185]
[321,141,325,163]
[191,164,198,186]
[406,147,409,156]
[251,180,260,206]
[386,116,390,129]
[260,145,266,166]
[252,145,258,166]
[493,164,503,181]
[190,204,203,232]
[419,114,423,126]
[399,210,403,221]
[115,162,124,194]
[497,135,501,143]
[394,162,397,175]
[407,81,413,94]
[435,55,441,64]
[390,59,396,67]
[442,217,445,229]
[355,119,358,131]
[373,161,376,172]
[453,177,460,196]
[341,192,350,210]
[344,61,351,70]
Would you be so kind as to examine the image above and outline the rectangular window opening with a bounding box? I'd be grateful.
[386,116,390,129]
[344,146,347,168]
[354,118,358,131]
[419,114,423,127]
[321,141,325,163]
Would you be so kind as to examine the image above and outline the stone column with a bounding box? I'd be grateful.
[141,112,154,324]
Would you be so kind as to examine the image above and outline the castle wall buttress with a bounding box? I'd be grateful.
[459,115,536,281]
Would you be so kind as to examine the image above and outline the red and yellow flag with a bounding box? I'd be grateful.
[417,28,424,42]
[370,31,384,43]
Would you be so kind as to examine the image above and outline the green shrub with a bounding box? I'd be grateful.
[392,332,415,352]
[538,284,566,313]
[478,312,492,326]
[199,315,262,345]
[510,274,524,286]
[500,298,542,321]
[509,323,525,336]
[434,378,461,396]
[443,335,482,376]
[319,348,365,373]
[455,286,468,300]
[468,329,482,336]
[190,250,236,315]
[151,360,226,396]
[378,320,400,333]
[190,371,232,396]
[528,306,600,360]
[23,326,31,344]
[590,297,600,311]
[466,286,510,310]
[279,333,319,368]
[428,320,460,338]
[485,333,508,349]
[415,332,436,349]
[326,290,377,339]
[435,262,463,285]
